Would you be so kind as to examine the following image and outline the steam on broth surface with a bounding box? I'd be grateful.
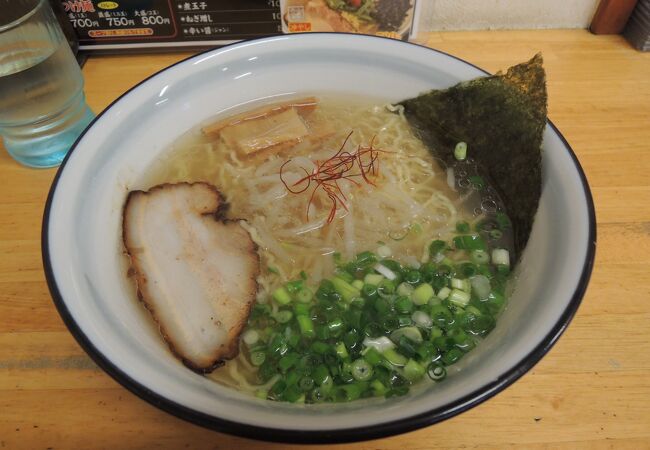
[139,95,513,402]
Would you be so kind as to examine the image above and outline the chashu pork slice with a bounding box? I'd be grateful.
[122,182,260,372]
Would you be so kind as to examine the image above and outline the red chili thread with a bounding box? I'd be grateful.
[279,132,390,223]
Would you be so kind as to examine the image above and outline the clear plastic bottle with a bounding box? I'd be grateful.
[0,0,94,168]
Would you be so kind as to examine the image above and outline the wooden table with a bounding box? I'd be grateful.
[1,30,649,449]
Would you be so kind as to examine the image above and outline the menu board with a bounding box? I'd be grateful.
[59,0,282,51]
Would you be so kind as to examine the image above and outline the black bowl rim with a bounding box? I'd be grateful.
[42,33,596,444]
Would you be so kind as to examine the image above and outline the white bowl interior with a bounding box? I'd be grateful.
[46,34,591,432]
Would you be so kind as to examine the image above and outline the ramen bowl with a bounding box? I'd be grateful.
[42,33,595,443]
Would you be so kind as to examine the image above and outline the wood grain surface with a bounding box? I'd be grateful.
[1,30,649,449]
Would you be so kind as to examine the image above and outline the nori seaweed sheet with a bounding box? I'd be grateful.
[398,53,547,260]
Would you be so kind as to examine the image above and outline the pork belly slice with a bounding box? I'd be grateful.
[122,182,260,373]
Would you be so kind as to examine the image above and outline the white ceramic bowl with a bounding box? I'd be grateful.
[42,34,596,443]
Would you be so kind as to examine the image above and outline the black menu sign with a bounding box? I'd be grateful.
[59,0,282,51]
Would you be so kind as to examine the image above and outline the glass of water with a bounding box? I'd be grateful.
[0,0,94,168]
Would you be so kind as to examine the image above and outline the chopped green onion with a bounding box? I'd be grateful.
[462,313,496,336]
[362,336,395,353]
[405,270,421,285]
[471,249,490,264]
[456,221,470,233]
[451,278,471,293]
[363,322,382,337]
[236,239,507,403]
[363,347,383,366]
[437,286,451,300]
[267,266,279,274]
[327,318,345,334]
[335,341,349,359]
[397,282,414,297]
[371,379,387,396]
[362,283,378,300]
[287,333,300,348]
[321,376,334,395]
[297,315,315,338]
[398,315,413,328]
[412,310,433,328]
[285,280,305,294]
[377,279,397,298]
[242,329,259,346]
[351,359,373,381]
[331,276,362,302]
[469,175,485,190]
[374,297,391,315]
[492,248,510,267]
[363,273,384,286]
[398,336,417,358]
[274,310,293,323]
[295,287,313,303]
[255,389,268,400]
[377,245,392,258]
[453,234,487,251]
[270,379,287,397]
[412,283,434,305]
[470,275,491,300]
[353,251,378,270]
[429,240,446,256]
[312,365,331,386]
[279,353,300,373]
[383,348,408,367]
[334,269,354,284]
[343,330,361,352]
[442,347,464,365]
[403,359,425,381]
[419,262,436,282]
[250,350,266,366]
[293,302,310,316]
[430,326,444,340]
[395,295,414,313]
[486,291,505,314]
[268,334,289,357]
[427,363,447,381]
[448,288,471,307]
[459,262,477,277]
[454,141,467,161]
[390,326,423,344]
[272,286,292,305]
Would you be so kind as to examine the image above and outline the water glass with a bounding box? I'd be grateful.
[0,0,94,168]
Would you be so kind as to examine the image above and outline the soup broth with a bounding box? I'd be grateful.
[139,95,513,401]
